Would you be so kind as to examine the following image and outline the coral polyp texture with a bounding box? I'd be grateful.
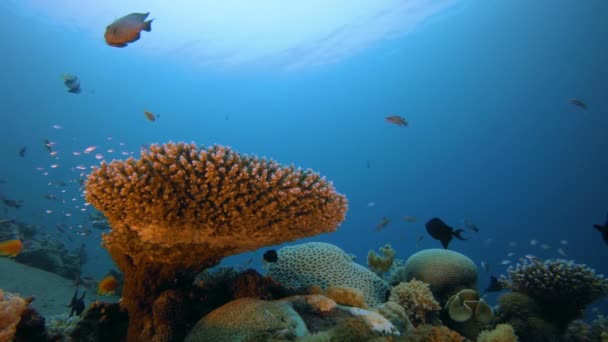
[403,249,477,303]
[267,242,389,307]
[85,142,348,341]
[86,142,348,255]
[500,258,608,331]
[0,289,27,342]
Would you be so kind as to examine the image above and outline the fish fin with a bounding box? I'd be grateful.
[142,19,153,32]
[108,42,128,48]
[605,212,608,225]
[594,224,604,232]
[452,229,468,240]
[440,238,450,249]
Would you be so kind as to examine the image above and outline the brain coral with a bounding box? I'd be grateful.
[403,249,477,303]
[85,142,348,341]
[267,242,389,307]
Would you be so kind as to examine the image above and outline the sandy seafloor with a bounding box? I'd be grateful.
[0,258,119,317]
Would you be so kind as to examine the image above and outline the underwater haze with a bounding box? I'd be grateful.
[1,0,608,334]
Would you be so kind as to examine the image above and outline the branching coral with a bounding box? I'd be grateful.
[266,242,389,307]
[0,289,27,342]
[499,259,608,331]
[367,244,395,275]
[388,278,440,326]
[85,142,348,341]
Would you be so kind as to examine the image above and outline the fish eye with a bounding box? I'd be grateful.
[112,28,117,34]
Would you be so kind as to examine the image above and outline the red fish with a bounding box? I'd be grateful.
[385,115,408,126]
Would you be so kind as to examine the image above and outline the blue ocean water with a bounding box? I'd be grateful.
[1,0,607,316]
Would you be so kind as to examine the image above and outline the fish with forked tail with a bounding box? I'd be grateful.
[105,12,153,47]
[425,217,467,249]
[594,212,608,245]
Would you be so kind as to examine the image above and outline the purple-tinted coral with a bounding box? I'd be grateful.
[500,259,608,311]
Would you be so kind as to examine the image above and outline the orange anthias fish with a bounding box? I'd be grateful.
[0,239,23,257]
[98,275,120,295]
[144,111,158,122]
[385,115,408,126]
[374,217,391,231]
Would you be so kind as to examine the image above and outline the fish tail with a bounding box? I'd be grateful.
[453,229,468,240]
[142,19,153,32]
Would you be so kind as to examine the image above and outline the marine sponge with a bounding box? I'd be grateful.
[266,242,389,307]
[0,289,27,342]
[476,324,518,342]
[499,258,608,331]
[85,142,348,341]
[388,278,440,326]
[367,244,396,275]
[405,324,464,342]
[403,249,477,303]
[326,286,368,309]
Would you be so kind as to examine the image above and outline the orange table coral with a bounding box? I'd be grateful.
[85,142,348,341]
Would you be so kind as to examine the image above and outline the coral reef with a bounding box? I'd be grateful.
[184,296,399,341]
[325,286,368,309]
[562,319,592,341]
[493,292,556,342]
[388,278,441,326]
[0,289,27,342]
[85,142,348,341]
[184,297,308,341]
[387,258,408,285]
[442,289,493,340]
[45,312,81,339]
[444,289,493,324]
[266,242,389,307]
[403,249,477,303]
[13,307,48,342]
[367,244,396,275]
[15,240,82,279]
[69,302,129,342]
[374,301,414,335]
[500,259,608,331]
[401,324,464,342]
[477,324,518,342]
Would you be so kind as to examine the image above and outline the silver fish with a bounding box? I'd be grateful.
[105,12,153,48]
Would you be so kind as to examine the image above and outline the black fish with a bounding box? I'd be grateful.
[43,139,53,153]
[18,146,26,157]
[263,249,278,263]
[484,275,504,293]
[569,99,587,110]
[593,212,608,245]
[2,199,23,209]
[67,287,86,317]
[425,217,467,249]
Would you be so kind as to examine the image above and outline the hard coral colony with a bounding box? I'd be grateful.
[85,142,348,341]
